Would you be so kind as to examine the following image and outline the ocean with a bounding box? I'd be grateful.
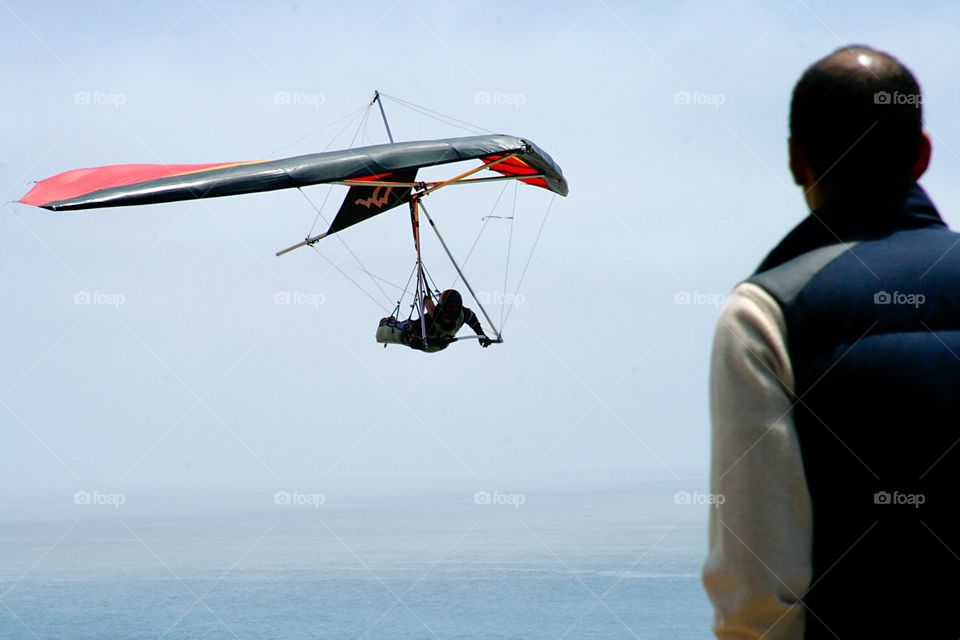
[0,484,713,639]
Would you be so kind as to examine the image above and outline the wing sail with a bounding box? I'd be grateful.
[18,161,263,208]
[21,134,568,212]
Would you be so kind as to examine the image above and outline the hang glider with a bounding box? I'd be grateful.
[19,94,569,351]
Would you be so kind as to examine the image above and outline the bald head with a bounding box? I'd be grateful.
[790,45,924,194]
[816,47,904,76]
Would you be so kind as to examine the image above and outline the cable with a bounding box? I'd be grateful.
[298,187,394,308]
[263,104,368,159]
[309,245,388,313]
[500,181,517,328]
[502,194,555,330]
[306,104,373,238]
[379,93,493,136]
[419,199,501,339]
[450,180,510,289]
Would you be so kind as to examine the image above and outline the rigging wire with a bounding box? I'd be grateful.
[297,186,395,308]
[334,259,408,293]
[263,104,368,160]
[294,99,399,311]
[502,194,555,330]
[499,181,518,329]
[306,104,373,238]
[395,262,418,316]
[361,103,375,145]
[419,199,501,339]
[421,261,442,297]
[450,180,510,289]
[378,93,493,136]
[309,244,389,313]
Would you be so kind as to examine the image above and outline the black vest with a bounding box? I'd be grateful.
[748,183,960,639]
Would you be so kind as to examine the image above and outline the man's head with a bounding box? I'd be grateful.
[789,45,930,207]
[437,289,463,322]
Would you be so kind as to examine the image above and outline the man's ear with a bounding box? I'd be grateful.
[789,137,813,187]
[911,131,932,181]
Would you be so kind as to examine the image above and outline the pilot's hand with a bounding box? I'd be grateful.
[479,336,492,348]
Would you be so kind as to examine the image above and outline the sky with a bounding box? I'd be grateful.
[3,0,960,515]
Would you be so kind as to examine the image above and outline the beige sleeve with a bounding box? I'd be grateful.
[703,282,813,640]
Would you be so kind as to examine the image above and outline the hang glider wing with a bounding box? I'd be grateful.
[20,135,568,223]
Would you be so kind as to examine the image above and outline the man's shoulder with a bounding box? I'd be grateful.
[749,224,960,308]
[747,242,858,307]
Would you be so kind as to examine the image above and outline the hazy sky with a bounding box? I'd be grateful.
[4,1,960,512]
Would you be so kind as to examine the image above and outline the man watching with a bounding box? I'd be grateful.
[705,45,959,639]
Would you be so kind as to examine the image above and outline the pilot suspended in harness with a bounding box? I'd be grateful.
[378,289,492,352]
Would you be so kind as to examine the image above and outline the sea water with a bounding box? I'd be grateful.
[0,484,713,639]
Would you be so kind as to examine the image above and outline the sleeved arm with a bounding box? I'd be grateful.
[463,308,484,335]
[703,282,813,640]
